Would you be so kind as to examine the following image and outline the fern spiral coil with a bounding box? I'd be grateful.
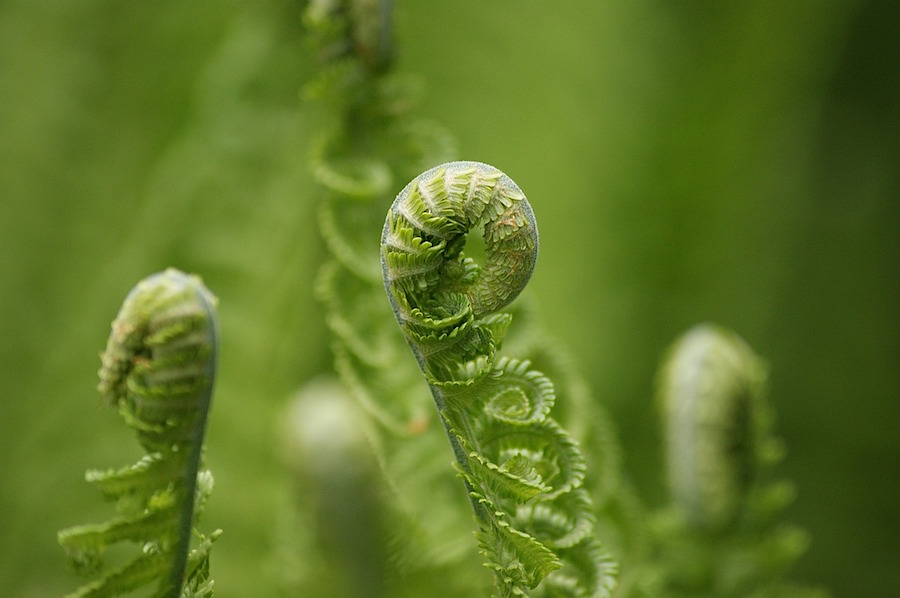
[98,269,218,453]
[382,162,614,597]
[306,4,614,595]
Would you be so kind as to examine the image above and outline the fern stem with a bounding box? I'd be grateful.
[166,271,219,597]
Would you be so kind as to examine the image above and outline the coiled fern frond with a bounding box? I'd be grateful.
[382,162,616,597]
[58,269,220,598]
[658,323,770,531]
[301,3,618,595]
[650,323,825,597]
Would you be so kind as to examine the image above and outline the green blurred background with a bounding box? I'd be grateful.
[1,1,896,596]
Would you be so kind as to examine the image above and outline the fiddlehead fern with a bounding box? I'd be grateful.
[59,269,220,598]
[301,3,618,595]
[382,162,615,597]
[650,323,824,597]
[658,323,769,531]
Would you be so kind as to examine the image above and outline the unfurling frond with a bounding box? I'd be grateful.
[59,269,220,598]
[382,163,615,597]
[651,324,824,597]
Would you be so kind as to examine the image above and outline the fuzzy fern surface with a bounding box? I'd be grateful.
[382,162,616,597]
[58,269,220,598]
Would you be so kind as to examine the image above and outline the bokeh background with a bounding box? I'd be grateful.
[1,1,897,596]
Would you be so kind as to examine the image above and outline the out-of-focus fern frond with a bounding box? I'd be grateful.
[59,269,220,598]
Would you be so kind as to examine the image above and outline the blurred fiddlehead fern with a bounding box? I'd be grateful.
[306,0,456,435]
[58,269,220,598]
[382,162,616,597]
[648,323,826,597]
[659,324,769,532]
[282,379,389,598]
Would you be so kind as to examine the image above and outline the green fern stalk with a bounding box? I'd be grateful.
[382,162,615,597]
[59,268,220,598]
[306,0,456,435]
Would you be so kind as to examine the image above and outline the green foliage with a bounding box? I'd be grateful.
[58,270,220,598]
[1,2,896,597]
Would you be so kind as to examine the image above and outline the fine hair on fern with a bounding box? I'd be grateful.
[381,161,615,597]
[58,268,221,598]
